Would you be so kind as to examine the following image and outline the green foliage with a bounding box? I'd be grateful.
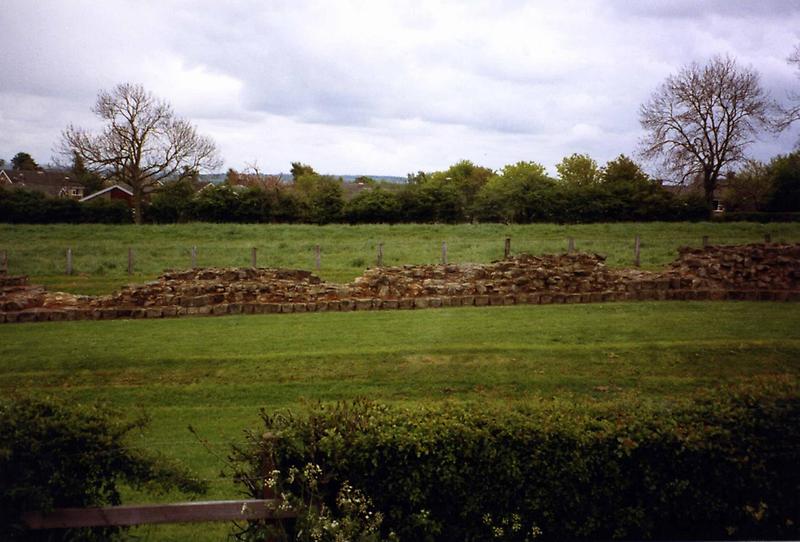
[291,163,317,181]
[293,174,345,224]
[767,151,800,212]
[0,187,131,224]
[237,464,387,542]
[0,396,207,541]
[233,386,800,541]
[343,189,402,224]
[556,153,600,186]
[70,152,105,195]
[722,160,773,212]
[10,152,40,171]
[474,162,558,222]
[192,184,242,222]
[78,199,130,224]
[147,178,198,223]
[426,160,494,219]
[601,155,649,185]
[398,182,464,223]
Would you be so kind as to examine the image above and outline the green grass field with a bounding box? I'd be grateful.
[2,222,799,294]
[2,222,799,540]
[2,300,799,540]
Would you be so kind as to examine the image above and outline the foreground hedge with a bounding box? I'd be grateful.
[232,388,800,541]
[0,397,207,541]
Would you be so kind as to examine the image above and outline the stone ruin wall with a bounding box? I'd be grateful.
[1,243,799,324]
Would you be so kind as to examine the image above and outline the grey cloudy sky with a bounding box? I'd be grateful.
[1,0,799,177]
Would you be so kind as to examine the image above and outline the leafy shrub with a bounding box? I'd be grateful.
[343,189,402,224]
[79,199,131,224]
[231,386,800,541]
[146,178,197,223]
[0,188,132,224]
[0,396,207,541]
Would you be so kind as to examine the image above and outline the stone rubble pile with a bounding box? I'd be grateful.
[348,253,656,299]
[665,243,800,291]
[94,267,345,309]
[1,243,798,323]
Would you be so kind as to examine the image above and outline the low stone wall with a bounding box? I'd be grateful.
[2,243,798,324]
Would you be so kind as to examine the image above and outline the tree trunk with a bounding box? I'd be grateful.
[133,187,143,225]
[703,172,716,212]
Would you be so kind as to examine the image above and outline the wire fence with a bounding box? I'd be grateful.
[0,232,788,280]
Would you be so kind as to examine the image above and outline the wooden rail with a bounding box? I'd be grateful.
[23,499,296,529]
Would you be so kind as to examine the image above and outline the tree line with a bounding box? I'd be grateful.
[2,149,798,224]
[3,48,800,224]
[146,156,712,224]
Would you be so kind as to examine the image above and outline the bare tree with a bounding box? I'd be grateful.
[639,55,777,208]
[60,83,222,223]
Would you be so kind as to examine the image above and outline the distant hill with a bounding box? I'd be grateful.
[199,173,406,184]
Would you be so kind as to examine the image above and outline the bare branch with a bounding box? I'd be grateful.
[638,55,778,206]
[59,83,222,223]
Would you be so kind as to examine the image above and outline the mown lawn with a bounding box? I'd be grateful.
[2,222,798,294]
[1,301,799,540]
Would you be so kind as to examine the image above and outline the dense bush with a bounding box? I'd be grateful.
[78,199,131,224]
[0,188,131,224]
[231,387,800,541]
[0,396,207,541]
[767,152,800,212]
[343,189,403,224]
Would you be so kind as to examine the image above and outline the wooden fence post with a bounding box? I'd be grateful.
[251,247,257,268]
[315,245,321,271]
[377,243,384,267]
[66,248,73,275]
[127,248,134,275]
[568,237,575,254]
[702,236,709,248]
[634,236,641,267]
[441,242,448,265]
[504,237,511,259]
[0,250,7,274]
[191,246,197,269]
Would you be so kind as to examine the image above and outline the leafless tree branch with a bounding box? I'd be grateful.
[638,55,778,207]
[59,83,222,223]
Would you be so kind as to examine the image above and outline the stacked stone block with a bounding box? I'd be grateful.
[2,243,798,323]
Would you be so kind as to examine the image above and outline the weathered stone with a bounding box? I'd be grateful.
[48,310,67,321]
[16,309,38,323]
[355,299,373,311]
